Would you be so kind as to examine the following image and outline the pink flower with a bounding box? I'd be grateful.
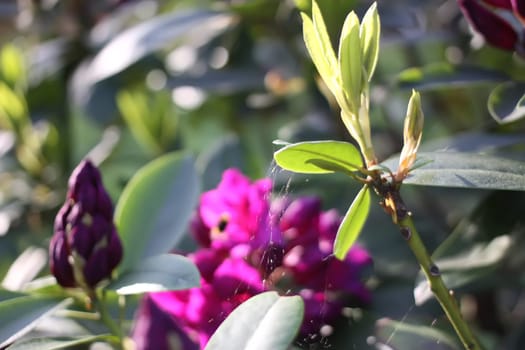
[191,169,274,251]
[132,168,373,349]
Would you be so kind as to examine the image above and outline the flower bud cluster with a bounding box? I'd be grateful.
[49,160,122,290]
[132,168,372,348]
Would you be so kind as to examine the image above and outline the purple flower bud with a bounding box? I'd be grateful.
[458,0,518,51]
[49,160,123,289]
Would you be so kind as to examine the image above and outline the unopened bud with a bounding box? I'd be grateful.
[49,160,123,290]
[397,90,424,181]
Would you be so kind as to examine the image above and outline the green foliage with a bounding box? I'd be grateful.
[333,184,370,260]
[205,292,304,350]
[114,152,200,273]
[107,254,200,295]
[383,152,525,191]
[273,140,363,175]
[0,297,71,348]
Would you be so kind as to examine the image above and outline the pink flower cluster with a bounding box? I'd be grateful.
[132,169,372,349]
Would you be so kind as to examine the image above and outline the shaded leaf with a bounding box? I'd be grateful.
[0,297,71,348]
[86,10,235,83]
[414,235,512,305]
[274,140,363,175]
[375,318,461,350]
[205,291,304,350]
[114,152,200,273]
[382,152,525,191]
[334,184,370,260]
[488,81,525,124]
[107,254,200,295]
[397,63,507,90]
[8,334,116,350]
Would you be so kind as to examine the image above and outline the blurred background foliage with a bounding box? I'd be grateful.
[1,0,525,348]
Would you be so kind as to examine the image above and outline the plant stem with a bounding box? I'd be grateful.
[396,203,484,350]
[92,291,123,347]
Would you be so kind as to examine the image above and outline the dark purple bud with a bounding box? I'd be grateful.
[132,295,198,350]
[459,0,518,50]
[49,233,75,287]
[49,159,123,290]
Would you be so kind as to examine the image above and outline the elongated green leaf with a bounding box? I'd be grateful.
[359,3,380,81]
[205,291,304,350]
[274,140,363,175]
[338,11,361,108]
[488,81,525,124]
[301,13,335,88]
[311,1,338,78]
[375,318,461,350]
[107,254,200,295]
[382,152,525,191]
[8,335,116,350]
[114,152,200,273]
[0,297,71,348]
[334,184,370,260]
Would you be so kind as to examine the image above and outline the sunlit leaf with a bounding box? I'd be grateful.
[205,291,304,350]
[301,12,335,89]
[107,254,200,295]
[8,334,116,350]
[0,44,26,88]
[334,184,370,260]
[274,140,363,175]
[114,152,200,273]
[382,152,525,191]
[0,297,71,348]
[359,3,380,81]
[488,81,525,124]
[338,11,361,108]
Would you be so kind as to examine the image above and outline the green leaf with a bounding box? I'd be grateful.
[205,291,304,350]
[488,81,525,124]
[0,296,71,348]
[359,2,380,81]
[311,1,338,76]
[114,152,200,273]
[107,254,200,295]
[0,44,26,88]
[338,11,361,109]
[382,152,525,191]
[333,184,370,260]
[414,235,511,305]
[274,140,363,175]
[397,63,507,90]
[8,335,116,350]
[375,318,461,350]
[301,12,336,90]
